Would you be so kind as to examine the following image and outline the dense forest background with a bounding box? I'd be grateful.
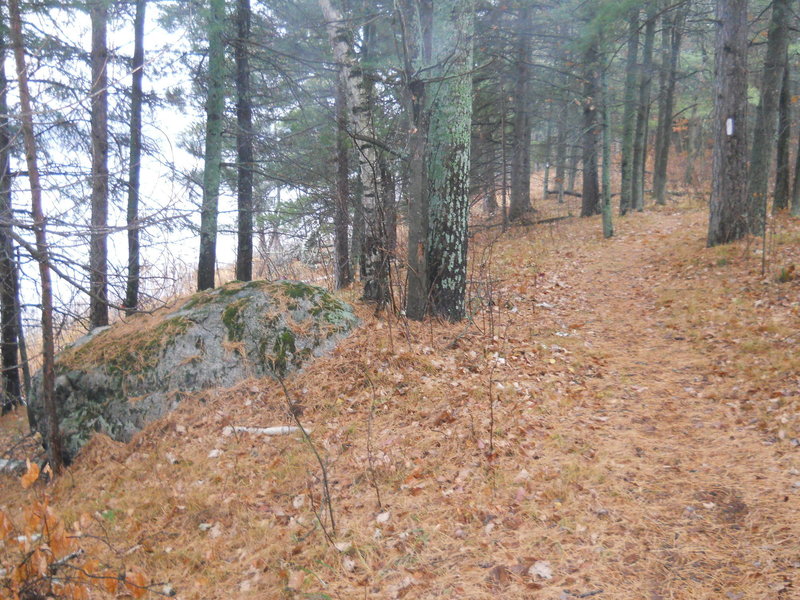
[0,0,798,461]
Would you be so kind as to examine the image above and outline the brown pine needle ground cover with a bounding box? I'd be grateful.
[2,205,799,599]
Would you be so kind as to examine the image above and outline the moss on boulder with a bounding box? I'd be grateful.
[28,280,358,462]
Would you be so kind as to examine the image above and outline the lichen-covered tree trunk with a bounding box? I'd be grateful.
[773,59,791,211]
[581,38,600,218]
[653,8,685,206]
[125,0,145,314]
[8,0,64,471]
[0,21,20,414]
[508,2,532,221]
[89,0,109,327]
[197,0,225,291]
[235,0,254,282]
[631,2,656,212]
[747,0,789,233]
[425,0,474,322]
[619,7,638,216]
[707,0,748,247]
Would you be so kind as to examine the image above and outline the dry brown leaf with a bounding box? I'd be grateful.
[20,460,39,489]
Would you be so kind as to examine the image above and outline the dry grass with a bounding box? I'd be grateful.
[2,201,800,599]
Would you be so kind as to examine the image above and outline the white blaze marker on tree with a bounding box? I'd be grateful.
[726,118,734,136]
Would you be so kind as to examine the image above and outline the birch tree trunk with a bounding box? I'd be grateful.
[319,0,388,306]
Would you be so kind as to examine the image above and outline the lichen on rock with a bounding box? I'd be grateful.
[27,280,358,462]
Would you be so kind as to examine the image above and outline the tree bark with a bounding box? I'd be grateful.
[772,58,790,211]
[632,3,656,212]
[653,7,685,206]
[235,0,254,282]
[554,101,568,204]
[746,0,789,233]
[792,128,800,217]
[0,20,20,414]
[581,38,600,217]
[600,48,613,238]
[508,2,532,221]
[125,0,146,314]
[402,0,431,319]
[89,0,109,327]
[425,0,474,321]
[619,7,638,216]
[319,0,388,306]
[8,0,64,472]
[197,0,225,291]
[707,0,749,247]
[333,67,352,289]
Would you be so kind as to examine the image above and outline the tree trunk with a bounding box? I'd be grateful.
[653,7,685,206]
[125,0,146,314]
[319,0,388,306]
[89,0,109,327]
[333,68,352,288]
[508,3,531,221]
[15,253,30,402]
[8,0,64,472]
[773,58,790,211]
[235,0,254,282]
[541,116,552,204]
[0,22,20,414]
[581,38,600,217]
[600,48,613,238]
[197,0,225,291]
[619,7,639,216]
[554,102,568,204]
[425,0,473,322]
[567,142,579,194]
[707,0,749,246]
[792,119,800,217]
[747,0,789,233]
[402,0,431,320]
[632,3,656,212]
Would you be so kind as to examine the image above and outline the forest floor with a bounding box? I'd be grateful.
[2,203,800,600]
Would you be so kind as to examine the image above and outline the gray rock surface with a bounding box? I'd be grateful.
[28,280,358,462]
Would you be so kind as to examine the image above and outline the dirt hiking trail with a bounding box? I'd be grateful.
[514,211,799,599]
[1,208,798,600]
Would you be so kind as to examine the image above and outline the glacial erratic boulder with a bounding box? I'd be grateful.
[28,280,358,462]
